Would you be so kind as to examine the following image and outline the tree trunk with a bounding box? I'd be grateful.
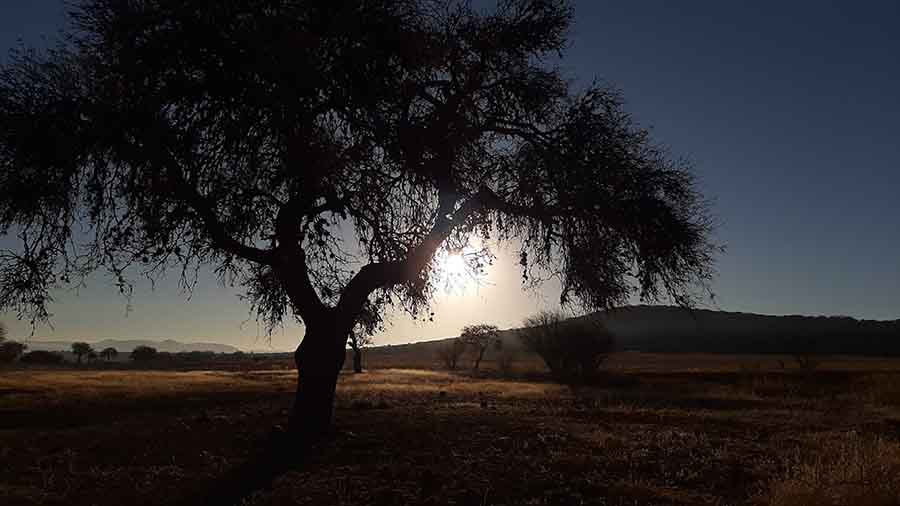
[352,346,363,373]
[473,347,486,371]
[288,319,348,442]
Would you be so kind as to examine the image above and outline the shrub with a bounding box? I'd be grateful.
[520,310,613,382]
[131,345,159,362]
[0,341,27,363]
[20,350,65,365]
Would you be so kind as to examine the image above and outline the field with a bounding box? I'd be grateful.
[2,354,900,505]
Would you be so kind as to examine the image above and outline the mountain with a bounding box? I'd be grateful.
[23,339,240,354]
[368,305,900,359]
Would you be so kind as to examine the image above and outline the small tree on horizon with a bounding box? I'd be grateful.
[460,324,500,371]
[100,347,118,361]
[130,345,158,362]
[71,342,93,364]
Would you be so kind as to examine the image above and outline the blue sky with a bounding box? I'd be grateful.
[1,1,899,350]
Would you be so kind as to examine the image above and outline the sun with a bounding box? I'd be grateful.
[435,249,477,290]
[443,252,468,277]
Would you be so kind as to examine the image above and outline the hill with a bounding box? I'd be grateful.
[367,305,900,360]
[23,339,240,354]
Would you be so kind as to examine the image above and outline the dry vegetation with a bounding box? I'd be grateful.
[2,355,900,505]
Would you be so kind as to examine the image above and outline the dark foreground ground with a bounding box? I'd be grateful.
[2,355,900,506]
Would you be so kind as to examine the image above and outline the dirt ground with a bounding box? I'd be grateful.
[2,355,900,505]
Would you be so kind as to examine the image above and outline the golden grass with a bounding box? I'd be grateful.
[758,432,900,506]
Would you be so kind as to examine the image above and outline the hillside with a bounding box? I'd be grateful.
[23,339,240,354]
[368,305,900,359]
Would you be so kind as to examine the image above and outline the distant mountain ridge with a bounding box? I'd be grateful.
[24,339,240,354]
[369,305,900,359]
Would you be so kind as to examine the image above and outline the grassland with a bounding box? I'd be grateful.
[2,354,900,505]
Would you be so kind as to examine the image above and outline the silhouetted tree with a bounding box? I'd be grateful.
[130,345,158,362]
[0,340,27,363]
[520,311,613,382]
[100,347,118,361]
[437,338,468,371]
[0,0,716,441]
[348,330,374,374]
[71,342,93,364]
[460,324,500,371]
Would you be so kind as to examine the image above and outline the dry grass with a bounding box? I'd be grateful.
[2,355,900,505]
[758,432,900,506]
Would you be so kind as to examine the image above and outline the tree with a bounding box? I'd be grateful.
[0,0,716,441]
[520,311,613,382]
[0,340,27,363]
[347,330,374,374]
[71,342,93,364]
[460,324,500,371]
[100,347,118,361]
[437,338,468,371]
[130,345,158,362]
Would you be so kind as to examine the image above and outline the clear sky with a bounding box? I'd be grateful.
[2,1,899,351]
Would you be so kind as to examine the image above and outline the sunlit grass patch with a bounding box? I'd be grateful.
[757,431,900,506]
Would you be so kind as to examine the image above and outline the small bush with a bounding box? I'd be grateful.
[758,432,900,506]
[131,345,159,362]
[0,341,27,363]
[520,310,613,382]
[20,350,65,365]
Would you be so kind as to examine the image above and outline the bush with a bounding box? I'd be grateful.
[520,310,613,382]
[20,350,65,365]
[759,432,900,506]
[0,341,27,363]
[131,345,159,362]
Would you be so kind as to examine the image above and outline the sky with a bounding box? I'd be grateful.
[1,1,899,351]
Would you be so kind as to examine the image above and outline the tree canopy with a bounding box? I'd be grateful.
[0,0,716,334]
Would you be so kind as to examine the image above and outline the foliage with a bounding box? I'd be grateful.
[100,347,118,361]
[20,350,64,364]
[71,342,93,363]
[437,338,467,371]
[520,310,613,382]
[459,324,500,370]
[130,345,159,362]
[0,0,715,338]
[0,340,27,363]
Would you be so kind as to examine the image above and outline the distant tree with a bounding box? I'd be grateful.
[520,311,613,382]
[348,330,374,374]
[100,347,118,361]
[20,350,64,365]
[0,0,716,440]
[437,338,468,371]
[460,324,500,371]
[0,340,27,363]
[71,342,93,364]
[130,345,158,362]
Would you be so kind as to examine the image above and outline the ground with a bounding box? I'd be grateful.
[1,354,900,505]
